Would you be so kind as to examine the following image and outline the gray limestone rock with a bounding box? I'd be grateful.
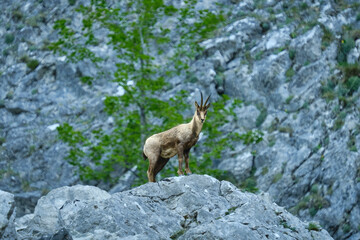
[15,175,333,240]
[0,190,16,240]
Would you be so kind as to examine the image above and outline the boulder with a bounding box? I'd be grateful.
[0,190,16,240]
[16,175,333,240]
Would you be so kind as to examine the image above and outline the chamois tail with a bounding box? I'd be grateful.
[142,151,148,160]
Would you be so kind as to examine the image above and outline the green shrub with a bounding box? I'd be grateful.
[242,179,258,191]
[285,95,294,104]
[338,38,355,63]
[288,49,296,60]
[68,0,76,6]
[347,135,358,152]
[337,26,360,64]
[320,25,334,50]
[260,21,270,33]
[4,34,15,44]
[279,126,293,136]
[239,130,264,145]
[261,166,268,175]
[26,59,39,71]
[12,10,23,21]
[307,223,321,231]
[320,79,337,101]
[341,64,360,84]
[26,16,39,27]
[344,76,360,95]
[285,67,295,79]
[272,173,283,183]
[20,55,40,71]
[255,106,267,127]
[267,135,276,147]
[342,223,351,233]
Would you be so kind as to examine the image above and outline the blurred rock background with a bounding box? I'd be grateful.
[0,0,359,239]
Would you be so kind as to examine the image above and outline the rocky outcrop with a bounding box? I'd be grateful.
[15,175,333,239]
[0,190,16,240]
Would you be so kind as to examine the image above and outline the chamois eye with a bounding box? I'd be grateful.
[204,111,207,116]
[197,110,200,116]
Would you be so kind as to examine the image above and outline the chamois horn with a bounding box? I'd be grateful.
[204,94,211,108]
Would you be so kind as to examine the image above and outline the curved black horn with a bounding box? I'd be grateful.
[200,91,203,108]
[204,94,211,107]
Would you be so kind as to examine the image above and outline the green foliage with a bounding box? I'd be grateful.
[320,78,337,102]
[12,9,23,22]
[341,64,360,83]
[239,166,258,193]
[260,21,270,33]
[337,38,355,64]
[68,0,76,6]
[320,25,334,50]
[288,49,296,60]
[279,126,293,136]
[280,219,297,232]
[342,223,351,233]
[290,184,329,217]
[20,55,39,71]
[290,32,297,39]
[53,0,260,186]
[285,95,294,104]
[170,229,186,239]
[267,135,276,147]
[347,133,358,152]
[255,104,267,128]
[5,33,15,44]
[337,26,360,64]
[225,206,237,215]
[27,59,39,71]
[333,111,346,130]
[272,173,282,183]
[239,130,264,145]
[344,76,360,95]
[199,96,263,182]
[307,222,321,231]
[254,51,264,61]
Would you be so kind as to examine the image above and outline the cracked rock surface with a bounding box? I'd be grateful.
[15,175,332,239]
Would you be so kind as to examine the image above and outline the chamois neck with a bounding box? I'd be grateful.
[190,113,203,136]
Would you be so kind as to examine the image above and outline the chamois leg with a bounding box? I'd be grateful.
[147,166,156,182]
[177,146,184,176]
[184,150,192,175]
[147,152,160,182]
[154,157,169,177]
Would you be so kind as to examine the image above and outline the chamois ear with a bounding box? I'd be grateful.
[205,103,211,110]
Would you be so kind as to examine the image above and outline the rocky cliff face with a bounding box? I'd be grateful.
[0,0,359,239]
[1,175,332,239]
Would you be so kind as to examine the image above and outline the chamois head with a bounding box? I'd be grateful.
[194,92,211,123]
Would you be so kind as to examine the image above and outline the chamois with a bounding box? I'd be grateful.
[143,92,211,182]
